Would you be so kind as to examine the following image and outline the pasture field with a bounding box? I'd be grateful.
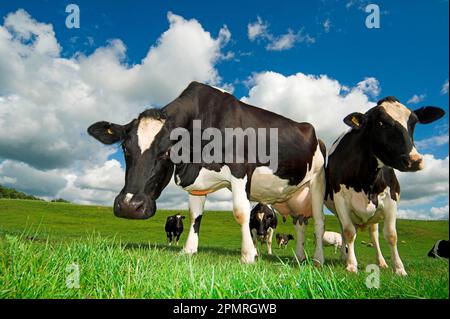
[0,199,448,299]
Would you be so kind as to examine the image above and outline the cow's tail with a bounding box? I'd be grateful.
[318,139,327,167]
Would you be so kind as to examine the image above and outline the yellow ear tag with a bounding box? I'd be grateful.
[107,128,114,135]
[351,116,360,127]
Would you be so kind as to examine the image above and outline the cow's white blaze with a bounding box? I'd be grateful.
[380,100,412,130]
[137,117,165,154]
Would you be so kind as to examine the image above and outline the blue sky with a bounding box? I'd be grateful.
[0,0,448,217]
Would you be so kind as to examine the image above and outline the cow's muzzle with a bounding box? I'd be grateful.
[399,154,424,172]
[114,193,156,220]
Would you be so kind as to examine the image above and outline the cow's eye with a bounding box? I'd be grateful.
[378,121,384,127]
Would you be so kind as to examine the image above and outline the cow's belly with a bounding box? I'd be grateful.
[250,166,304,203]
[182,166,232,195]
[338,186,390,225]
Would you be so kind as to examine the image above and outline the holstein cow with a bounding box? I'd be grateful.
[323,231,343,253]
[250,204,278,255]
[87,82,327,264]
[276,233,294,248]
[165,214,185,246]
[428,240,449,259]
[325,96,445,275]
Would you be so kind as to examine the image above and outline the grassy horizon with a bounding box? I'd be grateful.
[0,199,448,299]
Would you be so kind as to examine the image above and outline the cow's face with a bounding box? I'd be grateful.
[88,109,174,220]
[344,97,445,172]
[250,204,276,238]
[174,215,185,228]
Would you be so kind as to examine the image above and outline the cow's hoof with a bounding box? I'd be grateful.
[379,260,389,269]
[313,254,324,267]
[183,247,198,255]
[346,264,358,273]
[313,260,323,268]
[395,268,407,276]
[241,252,258,264]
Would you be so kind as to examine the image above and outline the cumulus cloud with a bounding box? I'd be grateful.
[247,17,315,51]
[242,72,379,147]
[398,205,448,220]
[397,155,449,207]
[0,9,232,206]
[407,94,426,104]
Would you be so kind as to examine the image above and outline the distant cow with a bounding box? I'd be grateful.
[276,233,294,248]
[250,204,278,255]
[165,214,185,246]
[323,231,343,253]
[428,240,449,259]
[325,96,445,275]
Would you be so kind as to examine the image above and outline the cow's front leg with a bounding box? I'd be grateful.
[384,202,407,276]
[167,232,173,246]
[231,176,257,264]
[267,228,274,255]
[334,193,358,273]
[311,169,325,266]
[183,195,206,255]
[369,223,388,269]
[294,220,306,262]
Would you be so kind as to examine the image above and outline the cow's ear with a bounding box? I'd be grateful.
[288,234,294,240]
[343,112,367,130]
[414,106,445,124]
[88,121,126,145]
[182,216,186,220]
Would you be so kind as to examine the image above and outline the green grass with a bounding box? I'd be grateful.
[0,199,448,299]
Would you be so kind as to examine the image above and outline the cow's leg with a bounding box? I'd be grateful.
[231,176,257,264]
[184,195,206,255]
[267,227,274,255]
[311,170,325,266]
[334,193,358,273]
[294,220,306,262]
[176,233,181,246]
[168,233,173,246]
[369,223,388,269]
[338,221,348,262]
[251,228,258,253]
[384,202,407,276]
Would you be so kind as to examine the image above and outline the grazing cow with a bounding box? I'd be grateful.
[276,233,294,248]
[250,204,278,255]
[325,96,445,275]
[165,214,185,246]
[428,240,449,259]
[88,82,327,264]
[323,231,343,253]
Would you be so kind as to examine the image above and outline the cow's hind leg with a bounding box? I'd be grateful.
[167,232,173,246]
[311,169,325,266]
[369,223,388,268]
[231,176,257,264]
[267,228,274,255]
[294,220,306,262]
[184,195,206,255]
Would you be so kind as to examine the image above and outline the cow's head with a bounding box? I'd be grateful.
[343,97,445,172]
[87,109,174,220]
[250,204,276,238]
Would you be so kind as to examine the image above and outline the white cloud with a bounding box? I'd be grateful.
[407,94,426,104]
[441,79,449,95]
[397,155,449,207]
[248,16,270,41]
[398,205,448,220]
[416,134,449,151]
[247,17,315,51]
[241,71,379,147]
[323,19,332,33]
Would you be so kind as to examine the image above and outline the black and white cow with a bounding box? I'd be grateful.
[250,204,278,255]
[325,96,445,275]
[88,82,327,264]
[428,240,449,259]
[276,233,294,248]
[165,214,185,246]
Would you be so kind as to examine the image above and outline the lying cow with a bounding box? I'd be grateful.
[165,214,185,246]
[325,96,445,275]
[276,233,294,248]
[323,231,343,253]
[428,240,449,259]
[250,204,278,255]
[88,82,326,265]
